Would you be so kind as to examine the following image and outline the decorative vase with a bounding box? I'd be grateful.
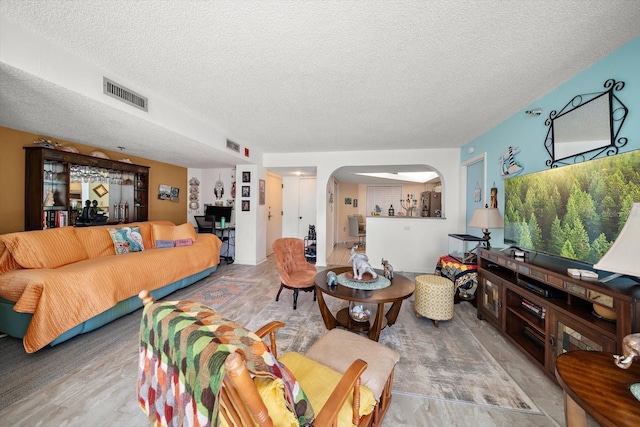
[349,301,372,322]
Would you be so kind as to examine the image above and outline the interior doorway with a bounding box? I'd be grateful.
[297,177,317,239]
[265,172,283,256]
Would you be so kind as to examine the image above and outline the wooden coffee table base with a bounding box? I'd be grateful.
[315,267,414,342]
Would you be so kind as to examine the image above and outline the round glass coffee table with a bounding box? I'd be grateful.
[314,266,414,341]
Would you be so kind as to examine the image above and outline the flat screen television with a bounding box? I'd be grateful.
[205,205,233,224]
[503,149,640,265]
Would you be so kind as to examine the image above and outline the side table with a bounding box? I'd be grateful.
[435,255,478,305]
[555,350,640,427]
[215,226,235,264]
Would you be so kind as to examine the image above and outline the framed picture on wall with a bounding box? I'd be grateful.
[242,185,250,197]
[93,184,108,198]
[158,184,172,200]
[242,200,250,211]
[353,199,358,208]
[259,179,265,205]
[242,171,251,183]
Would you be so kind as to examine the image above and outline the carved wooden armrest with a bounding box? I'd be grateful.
[314,359,368,426]
[138,290,154,305]
[223,352,274,427]
[253,321,285,358]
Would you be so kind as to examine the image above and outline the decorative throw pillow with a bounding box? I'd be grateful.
[0,227,88,269]
[155,240,175,248]
[174,238,193,247]
[108,226,145,254]
[151,223,198,248]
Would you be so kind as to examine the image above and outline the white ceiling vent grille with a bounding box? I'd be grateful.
[103,77,148,112]
[226,139,240,152]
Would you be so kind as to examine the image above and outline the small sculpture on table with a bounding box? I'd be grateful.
[382,258,394,279]
[326,271,338,287]
[614,333,640,369]
[348,246,377,281]
[614,333,640,400]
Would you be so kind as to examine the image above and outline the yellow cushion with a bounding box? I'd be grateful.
[151,223,197,247]
[0,227,88,269]
[220,377,299,427]
[279,352,376,426]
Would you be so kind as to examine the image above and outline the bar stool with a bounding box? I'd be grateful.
[414,274,455,326]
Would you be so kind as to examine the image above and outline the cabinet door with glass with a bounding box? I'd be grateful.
[547,310,616,378]
[477,272,503,329]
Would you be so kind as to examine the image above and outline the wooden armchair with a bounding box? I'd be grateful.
[222,321,373,427]
[137,291,398,427]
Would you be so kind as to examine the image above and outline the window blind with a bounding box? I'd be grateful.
[366,186,401,215]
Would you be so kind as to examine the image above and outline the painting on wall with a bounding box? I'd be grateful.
[259,179,265,205]
[242,200,250,211]
[158,184,180,202]
[345,198,352,204]
[242,185,250,197]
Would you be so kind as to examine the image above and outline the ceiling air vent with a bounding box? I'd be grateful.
[103,77,148,112]
[226,139,240,153]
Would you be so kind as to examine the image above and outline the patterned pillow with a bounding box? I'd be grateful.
[108,226,145,254]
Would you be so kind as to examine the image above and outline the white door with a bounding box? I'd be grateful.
[266,173,283,256]
[297,178,317,238]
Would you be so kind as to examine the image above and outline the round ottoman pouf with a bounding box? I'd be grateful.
[414,274,455,327]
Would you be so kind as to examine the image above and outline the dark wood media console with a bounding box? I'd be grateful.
[476,248,640,381]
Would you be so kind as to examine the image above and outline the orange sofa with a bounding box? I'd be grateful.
[0,221,222,353]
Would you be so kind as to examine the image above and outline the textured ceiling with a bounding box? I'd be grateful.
[1,1,640,169]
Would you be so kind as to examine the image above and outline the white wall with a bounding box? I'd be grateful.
[366,217,452,272]
[234,164,268,266]
[264,147,463,267]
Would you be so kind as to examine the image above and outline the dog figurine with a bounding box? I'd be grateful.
[382,258,394,279]
[348,246,377,280]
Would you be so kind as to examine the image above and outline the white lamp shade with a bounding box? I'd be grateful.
[468,207,505,229]
[593,203,640,278]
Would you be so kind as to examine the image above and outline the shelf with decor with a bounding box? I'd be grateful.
[24,147,150,230]
[477,248,639,381]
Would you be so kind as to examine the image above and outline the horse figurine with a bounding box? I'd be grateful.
[348,246,377,280]
[381,258,394,279]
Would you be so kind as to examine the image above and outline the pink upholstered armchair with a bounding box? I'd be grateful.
[272,238,317,309]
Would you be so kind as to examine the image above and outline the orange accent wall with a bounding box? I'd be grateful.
[0,126,187,234]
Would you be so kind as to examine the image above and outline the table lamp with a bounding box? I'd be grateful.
[468,205,504,249]
[594,203,640,283]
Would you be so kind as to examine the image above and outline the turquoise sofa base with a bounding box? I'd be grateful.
[0,266,216,347]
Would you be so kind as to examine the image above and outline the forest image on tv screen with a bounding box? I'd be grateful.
[504,149,640,264]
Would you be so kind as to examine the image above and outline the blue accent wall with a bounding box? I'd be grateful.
[460,36,640,246]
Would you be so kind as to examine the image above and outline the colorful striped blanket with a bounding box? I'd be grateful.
[137,300,313,426]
